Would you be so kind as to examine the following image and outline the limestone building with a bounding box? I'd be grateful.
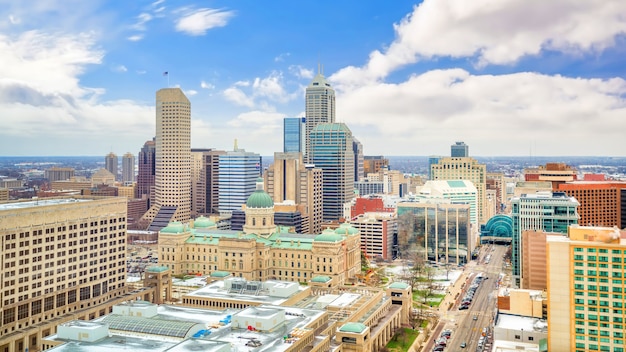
[158,185,361,286]
[143,88,192,229]
[0,196,153,352]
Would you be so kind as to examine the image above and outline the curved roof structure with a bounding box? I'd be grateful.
[246,189,274,208]
[161,221,186,234]
[101,315,202,339]
[480,214,513,239]
[314,228,343,242]
[193,216,215,228]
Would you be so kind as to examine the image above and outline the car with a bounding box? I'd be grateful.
[473,315,478,320]
[459,305,468,310]
[460,342,467,348]
[432,346,445,352]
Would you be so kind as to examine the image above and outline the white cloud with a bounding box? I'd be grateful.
[185,89,197,96]
[175,8,234,36]
[289,65,314,79]
[337,69,626,156]
[151,0,165,6]
[234,80,249,87]
[223,87,255,108]
[0,29,154,155]
[227,110,284,128]
[127,34,143,41]
[274,52,290,62]
[131,13,152,31]
[200,81,214,89]
[111,64,127,73]
[331,0,626,89]
[136,70,146,75]
[8,15,20,24]
[252,71,291,103]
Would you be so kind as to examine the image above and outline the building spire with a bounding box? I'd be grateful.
[234,138,238,151]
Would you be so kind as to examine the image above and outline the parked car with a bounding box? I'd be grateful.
[460,342,467,348]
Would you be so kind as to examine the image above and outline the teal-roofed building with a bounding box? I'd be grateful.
[159,184,362,286]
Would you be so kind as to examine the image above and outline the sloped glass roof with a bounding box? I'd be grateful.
[101,315,199,338]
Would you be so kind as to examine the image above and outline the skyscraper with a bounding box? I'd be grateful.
[217,145,261,213]
[191,148,226,216]
[265,152,323,234]
[353,137,364,182]
[136,139,155,201]
[122,152,135,184]
[142,88,191,229]
[283,117,305,153]
[431,156,487,224]
[451,141,469,157]
[309,123,354,222]
[511,191,579,287]
[105,152,118,180]
[304,70,335,160]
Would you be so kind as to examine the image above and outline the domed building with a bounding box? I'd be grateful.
[158,181,361,287]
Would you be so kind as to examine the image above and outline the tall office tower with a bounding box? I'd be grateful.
[121,152,135,184]
[135,139,155,202]
[265,152,323,234]
[142,88,191,230]
[309,123,354,222]
[352,138,364,182]
[105,152,118,180]
[190,149,226,216]
[44,167,75,182]
[217,145,261,212]
[304,70,335,160]
[363,155,389,175]
[0,196,147,352]
[451,141,469,157]
[524,162,577,190]
[558,181,626,228]
[431,156,487,224]
[547,225,626,352]
[510,191,579,287]
[283,117,305,153]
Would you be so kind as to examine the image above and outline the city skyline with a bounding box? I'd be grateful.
[1,0,626,157]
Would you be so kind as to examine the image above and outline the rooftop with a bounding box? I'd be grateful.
[0,197,91,210]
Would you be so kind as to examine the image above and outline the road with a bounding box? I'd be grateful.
[428,244,508,352]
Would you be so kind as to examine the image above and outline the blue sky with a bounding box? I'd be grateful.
[1,0,625,157]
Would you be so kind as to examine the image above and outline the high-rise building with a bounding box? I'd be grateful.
[121,152,135,184]
[191,149,226,216]
[44,167,74,182]
[105,152,118,180]
[410,180,478,224]
[304,70,335,160]
[451,141,469,157]
[511,191,579,287]
[427,156,442,180]
[558,181,626,228]
[431,156,487,224]
[353,138,364,182]
[547,225,626,352]
[142,88,191,229]
[486,172,506,214]
[350,212,397,260]
[135,139,155,201]
[524,163,577,190]
[264,152,323,234]
[283,117,305,153]
[363,155,389,175]
[0,196,149,352]
[217,145,261,213]
[309,123,354,222]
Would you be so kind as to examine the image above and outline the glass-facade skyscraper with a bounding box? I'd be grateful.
[451,141,469,157]
[283,117,305,153]
[309,123,354,221]
[217,148,262,212]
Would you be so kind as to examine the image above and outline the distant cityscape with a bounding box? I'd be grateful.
[1,75,626,352]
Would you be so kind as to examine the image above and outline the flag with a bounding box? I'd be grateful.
[163,71,168,76]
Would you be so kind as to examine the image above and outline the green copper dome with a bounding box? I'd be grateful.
[160,222,185,234]
[193,216,215,228]
[314,228,343,242]
[335,223,359,235]
[246,189,274,208]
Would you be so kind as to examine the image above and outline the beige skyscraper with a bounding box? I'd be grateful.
[304,70,335,161]
[142,88,191,229]
[104,152,118,180]
[121,152,135,184]
[265,152,323,234]
[431,156,487,224]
